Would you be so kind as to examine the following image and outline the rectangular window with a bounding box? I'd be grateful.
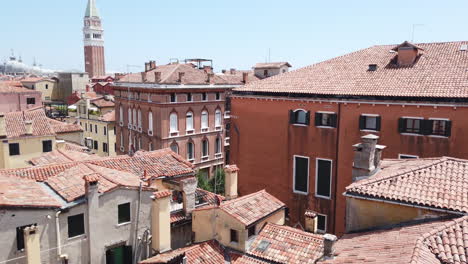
[26,98,35,105]
[248,225,256,238]
[95,125,98,133]
[118,202,131,224]
[67,214,85,238]
[359,114,381,131]
[103,143,108,153]
[230,229,238,243]
[293,155,309,194]
[94,140,98,150]
[398,154,419,159]
[170,93,176,103]
[315,112,337,127]
[85,123,88,131]
[9,143,20,156]
[216,92,221,100]
[42,140,52,153]
[316,159,332,198]
[398,117,422,134]
[430,119,452,137]
[202,92,207,101]
[90,124,92,132]
[187,93,192,102]
[290,110,310,125]
[317,214,327,233]
[16,224,36,251]
[104,127,107,135]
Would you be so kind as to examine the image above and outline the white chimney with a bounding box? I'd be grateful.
[224,165,239,200]
[352,134,386,182]
[0,114,6,138]
[25,120,33,135]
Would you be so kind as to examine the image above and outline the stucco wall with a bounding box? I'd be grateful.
[1,136,56,168]
[0,91,42,113]
[56,131,83,145]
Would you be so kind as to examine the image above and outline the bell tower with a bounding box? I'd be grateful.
[83,0,106,77]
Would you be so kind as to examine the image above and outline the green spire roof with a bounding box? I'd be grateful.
[85,0,100,18]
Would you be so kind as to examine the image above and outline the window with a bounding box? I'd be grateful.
[90,124,93,132]
[67,214,85,238]
[42,140,52,153]
[293,155,309,194]
[201,110,208,129]
[9,143,20,156]
[94,140,98,150]
[128,108,132,125]
[170,113,178,133]
[148,112,153,132]
[103,142,108,153]
[45,84,49,89]
[215,137,221,154]
[95,125,98,133]
[170,93,176,103]
[317,214,327,233]
[187,142,194,160]
[230,229,238,243]
[316,159,332,198]
[133,108,137,127]
[170,143,179,154]
[16,224,36,251]
[216,92,221,100]
[85,123,88,131]
[104,127,107,135]
[430,119,451,137]
[264,70,268,77]
[202,92,207,101]
[315,112,337,127]
[215,109,222,128]
[359,115,381,131]
[26,98,35,105]
[137,109,142,128]
[290,109,310,125]
[202,140,209,157]
[398,117,422,134]
[119,105,124,123]
[118,203,131,224]
[45,96,51,101]
[398,154,418,159]
[187,93,192,102]
[186,112,194,131]
[248,225,256,238]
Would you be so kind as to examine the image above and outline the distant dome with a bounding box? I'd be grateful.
[1,56,55,75]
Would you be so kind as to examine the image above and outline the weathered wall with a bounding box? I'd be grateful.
[0,91,42,112]
[2,136,56,168]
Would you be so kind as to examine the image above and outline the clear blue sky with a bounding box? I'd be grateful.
[2,0,467,73]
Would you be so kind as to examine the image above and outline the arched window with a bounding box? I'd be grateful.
[186,111,194,131]
[215,137,221,154]
[170,143,179,154]
[202,139,209,157]
[170,113,178,132]
[201,110,208,129]
[128,108,132,125]
[137,109,142,128]
[148,111,153,132]
[215,109,222,128]
[187,142,194,160]
[133,108,137,127]
[119,105,123,123]
[291,109,309,125]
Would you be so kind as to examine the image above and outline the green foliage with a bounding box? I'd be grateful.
[196,168,225,195]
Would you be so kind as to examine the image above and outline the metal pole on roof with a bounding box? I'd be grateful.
[411,24,424,42]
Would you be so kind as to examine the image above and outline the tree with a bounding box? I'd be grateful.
[196,168,225,195]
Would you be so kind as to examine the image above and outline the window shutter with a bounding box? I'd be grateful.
[445,120,452,137]
[289,110,295,124]
[123,246,133,263]
[305,111,311,125]
[314,113,322,126]
[330,114,338,128]
[398,118,406,133]
[376,116,381,131]
[421,120,433,135]
[106,249,114,264]
[359,115,366,130]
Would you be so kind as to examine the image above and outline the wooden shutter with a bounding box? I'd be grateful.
[305,111,311,125]
[123,246,133,264]
[106,249,114,264]
[289,110,295,124]
[359,115,366,130]
[398,118,406,133]
[330,114,338,128]
[315,113,322,126]
[376,116,381,131]
[316,159,332,197]
[421,120,433,135]
[445,120,452,137]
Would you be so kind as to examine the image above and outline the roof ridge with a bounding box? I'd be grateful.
[264,222,324,240]
[160,64,181,83]
[220,189,267,207]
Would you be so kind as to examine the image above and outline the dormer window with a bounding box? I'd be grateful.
[392,41,423,67]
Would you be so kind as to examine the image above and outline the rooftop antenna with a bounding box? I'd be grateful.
[268,48,271,63]
[33,57,37,67]
[411,24,424,43]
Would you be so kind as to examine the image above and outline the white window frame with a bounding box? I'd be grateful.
[292,108,308,126]
[187,142,194,161]
[148,111,153,133]
[316,213,327,233]
[119,105,123,123]
[293,155,309,195]
[215,109,222,129]
[186,111,194,133]
[201,110,209,130]
[127,108,132,125]
[400,116,424,136]
[315,158,332,199]
[137,109,142,129]
[398,154,419,159]
[316,111,336,128]
[170,113,178,133]
[360,113,379,131]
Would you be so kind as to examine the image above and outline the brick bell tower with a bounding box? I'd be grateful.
[83,0,106,77]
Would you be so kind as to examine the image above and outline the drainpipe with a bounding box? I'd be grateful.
[55,211,68,261]
[132,182,143,264]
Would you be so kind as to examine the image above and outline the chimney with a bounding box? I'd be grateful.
[394,41,421,67]
[322,234,338,260]
[23,225,41,264]
[181,178,197,216]
[85,84,90,92]
[229,68,236,74]
[304,210,318,233]
[154,72,161,83]
[203,66,213,74]
[83,174,100,264]
[151,190,172,253]
[352,134,386,182]
[224,165,239,200]
[56,139,66,150]
[0,114,6,139]
[141,72,148,82]
[145,62,150,72]
[25,120,33,135]
[149,61,156,70]
[222,69,226,74]
[242,72,249,84]
[178,72,185,83]
[207,73,214,84]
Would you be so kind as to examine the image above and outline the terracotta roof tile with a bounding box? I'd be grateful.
[154,190,172,199]
[219,190,285,226]
[346,157,468,213]
[29,148,99,166]
[4,109,55,138]
[0,82,38,93]
[48,119,83,133]
[91,97,115,108]
[100,110,115,122]
[225,164,240,173]
[248,223,324,264]
[236,41,468,99]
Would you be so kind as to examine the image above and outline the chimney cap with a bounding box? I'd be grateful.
[225,164,240,173]
[83,174,99,184]
[324,233,338,242]
[152,190,172,200]
[361,134,379,140]
[304,209,317,219]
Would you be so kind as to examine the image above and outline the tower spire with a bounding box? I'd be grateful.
[85,0,100,18]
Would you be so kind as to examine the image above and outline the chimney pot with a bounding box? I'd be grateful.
[25,120,33,135]
[145,62,150,72]
[323,233,338,259]
[242,72,249,84]
[150,61,156,70]
[352,134,386,181]
[207,73,215,84]
[178,72,185,83]
[224,165,239,200]
[154,72,161,83]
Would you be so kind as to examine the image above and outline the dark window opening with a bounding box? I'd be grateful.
[359,115,381,131]
[290,110,310,125]
[315,112,337,127]
[94,140,98,150]
[16,224,36,251]
[104,127,107,135]
[399,154,418,159]
[294,156,309,194]
[170,93,176,103]
[42,140,52,153]
[9,143,20,156]
[216,92,221,100]
[118,203,131,224]
[431,119,451,136]
[187,93,192,102]
[230,229,238,243]
[316,159,332,198]
[103,142,108,153]
[399,118,451,137]
[264,69,268,77]
[106,245,132,264]
[317,214,327,232]
[67,214,85,238]
[95,125,98,133]
[202,92,207,101]
[248,225,256,238]
[26,98,35,105]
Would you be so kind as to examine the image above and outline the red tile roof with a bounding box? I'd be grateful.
[0,174,61,208]
[218,190,285,226]
[100,110,115,122]
[225,164,240,173]
[248,223,324,264]
[0,82,38,93]
[346,157,468,213]
[5,109,55,138]
[48,119,83,134]
[154,190,172,199]
[319,216,468,264]
[91,97,115,108]
[29,148,99,166]
[236,41,468,99]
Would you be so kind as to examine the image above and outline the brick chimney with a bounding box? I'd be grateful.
[352,134,386,182]
[178,72,185,83]
[203,66,213,74]
[304,210,318,233]
[83,174,100,264]
[0,114,6,139]
[23,225,41,264]
[151,190,172,253]
[145,62,150,72]
[181,178,197,216]
[322,234,338,260]
[393,41,422,67]
[154,72,161,83]
[141,72,148,82]
[25,120,33,135]
[207,73,215,84]
[149,60,156,70]
[224,165,239,200]
[229,68,236,74]
[242,72,249,84]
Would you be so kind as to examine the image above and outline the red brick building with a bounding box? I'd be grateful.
[230,41,468,235]
[112,61,258,175]
[83,0,106,77]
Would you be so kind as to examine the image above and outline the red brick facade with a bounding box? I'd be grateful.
[84,46,105,78]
